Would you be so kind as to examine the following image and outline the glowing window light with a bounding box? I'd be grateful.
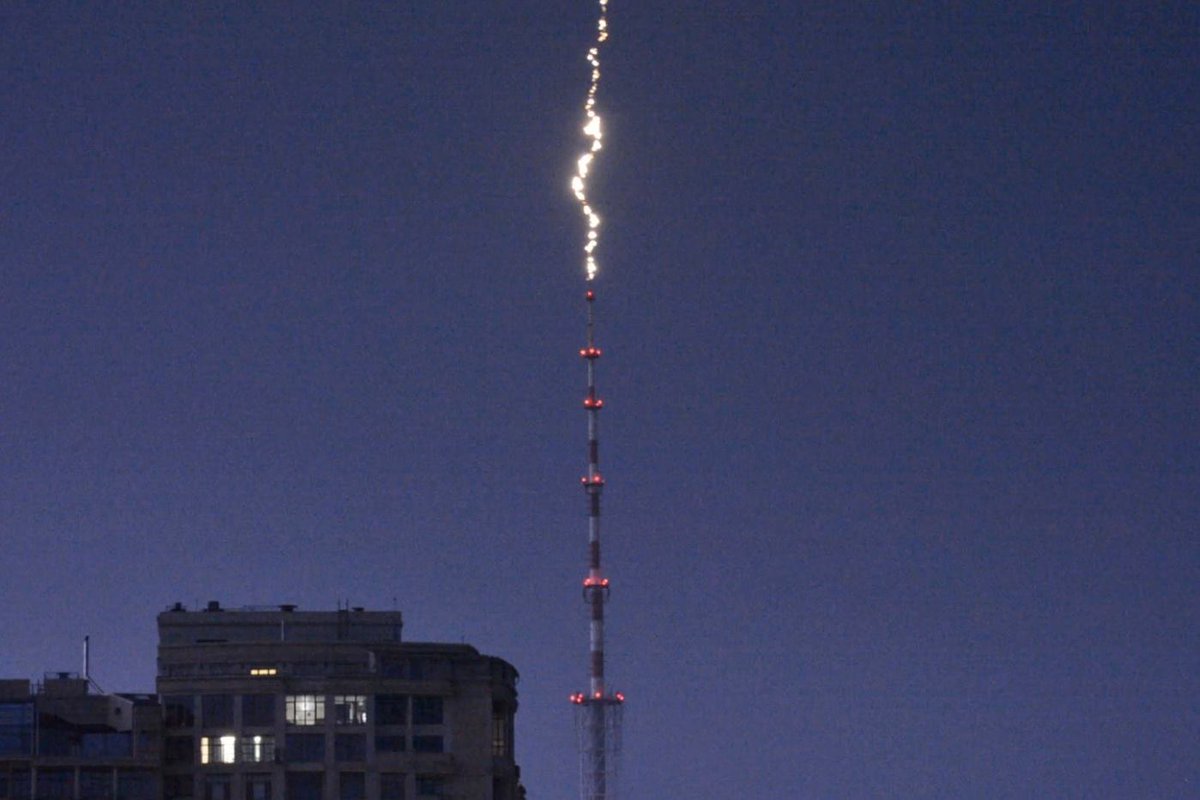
[200,735,237,764]
[240,734,274,763]
[285,695,325,726]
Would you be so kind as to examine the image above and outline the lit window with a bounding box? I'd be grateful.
[333,696,367,725]
[249,668,277,676]
[199,735,237,764]
[239,735,275,763]
[285,695,325,726]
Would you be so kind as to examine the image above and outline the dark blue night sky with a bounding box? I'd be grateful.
[2,3,1197,797]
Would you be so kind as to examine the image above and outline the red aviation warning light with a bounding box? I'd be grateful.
[580,346,602,359]
[580,474,605,487]
[583,395,604,409]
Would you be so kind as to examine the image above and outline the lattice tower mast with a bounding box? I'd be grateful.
[570,288,624,800]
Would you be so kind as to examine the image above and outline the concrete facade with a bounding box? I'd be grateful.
[156,603,521,800]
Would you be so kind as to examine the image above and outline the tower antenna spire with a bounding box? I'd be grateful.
[567,0,623,795]
[571,287,624,800]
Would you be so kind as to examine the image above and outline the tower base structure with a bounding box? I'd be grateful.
[571,694,624,800]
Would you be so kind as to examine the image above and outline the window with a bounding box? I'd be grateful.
[79,768,113,800]
[375,695,407,725]
[292,663,325,677]
[201,695,234,728]
[203,775,230,800]
[284,733,325,762]
[411,735,443,754]
[10,770,31,800]
[415,776,445,798]
[249,667,277,676]
[492,709,511,758]
[380,773,406,800]
[411,697,442,725]
[333,695,367,725]
[285,772,323,800]
[37,726,74,757]
[0,702,35,754]
[339,772,365,800]
[116,771,156,800]
[245,775,272,800]
[163,696,195,728]
[164,735,194,765]
[375,734,405,753]
[35,768,73,799]
[334,734,366,762]
[286,695,325,726]
[163,774,193,800]
[408,659,443,679]
[199,735,237,764]
[240,734,276,763]
[242,694,276,727]
[136,731,158,757]
[82,732,131,758]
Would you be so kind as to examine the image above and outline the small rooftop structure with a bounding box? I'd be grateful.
[158,601,403,645]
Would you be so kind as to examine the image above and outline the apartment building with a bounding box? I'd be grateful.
[0,674,161,799]
[156,603,521,800]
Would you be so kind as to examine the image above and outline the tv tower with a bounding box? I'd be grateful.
[569,287,624,800]
[566,0,622,795]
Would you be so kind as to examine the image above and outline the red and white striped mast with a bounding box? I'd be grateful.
[581,288,608,695]
[568,1,623,795]
[571,286,624,800]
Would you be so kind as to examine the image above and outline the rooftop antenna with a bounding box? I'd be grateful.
[82,636,104,693]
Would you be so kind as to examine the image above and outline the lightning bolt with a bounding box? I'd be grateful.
[572,0,609,282]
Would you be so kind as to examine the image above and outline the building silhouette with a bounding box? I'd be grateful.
[0,603,523,800]
[0,674,162,799]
